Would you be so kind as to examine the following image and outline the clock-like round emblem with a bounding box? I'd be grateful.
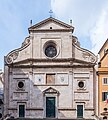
[45,45,57,58]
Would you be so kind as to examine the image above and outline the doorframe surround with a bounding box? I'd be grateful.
[43,87,60,118]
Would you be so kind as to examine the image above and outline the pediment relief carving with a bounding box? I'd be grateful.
[43,87,59,95]
[5,37,30,64]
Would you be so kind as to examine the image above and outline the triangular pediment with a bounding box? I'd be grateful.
[28,17,74,32]
[43,87,59,94]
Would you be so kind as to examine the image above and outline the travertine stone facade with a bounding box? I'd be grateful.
[4,17,97,119]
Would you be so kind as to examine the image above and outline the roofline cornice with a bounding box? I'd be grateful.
[29,28,74,33]
[98,38,108,54]
[9,64,94,68]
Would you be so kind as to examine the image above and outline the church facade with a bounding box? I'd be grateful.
[4,17,97,119]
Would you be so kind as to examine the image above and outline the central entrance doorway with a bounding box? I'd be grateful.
[46,97,56,118]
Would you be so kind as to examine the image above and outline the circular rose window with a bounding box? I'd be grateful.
[44,41,57,58]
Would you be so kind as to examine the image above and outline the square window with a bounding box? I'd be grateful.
[103,78,108,85]
[102,92,108,101]
[46,74,55,85]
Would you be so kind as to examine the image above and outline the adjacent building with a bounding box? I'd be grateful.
[4,17,97,119]
[98,39,108,119]
[0,70,4,118]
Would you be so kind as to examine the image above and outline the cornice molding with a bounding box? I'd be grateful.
[9,64,94,69]
[6,58,96,65]
[29,28,73,33]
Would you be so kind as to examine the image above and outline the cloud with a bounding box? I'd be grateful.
[90,5,108,54]
[0,0,51,69]
[51,0,108,54]
[0,1,25,68]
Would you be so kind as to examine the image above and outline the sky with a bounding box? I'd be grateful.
[0,0,108,69]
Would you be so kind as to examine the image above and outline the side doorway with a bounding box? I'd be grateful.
[46,97,56,118]
[77,105,83,118]
[18,104,25,118]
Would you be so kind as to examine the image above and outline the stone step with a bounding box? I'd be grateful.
[6,118,95,120]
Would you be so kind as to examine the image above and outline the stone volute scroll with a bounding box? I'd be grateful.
[72,35,97,64]
[5,37,30,64]
[5,51,19,64]
[82,51,97,63]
